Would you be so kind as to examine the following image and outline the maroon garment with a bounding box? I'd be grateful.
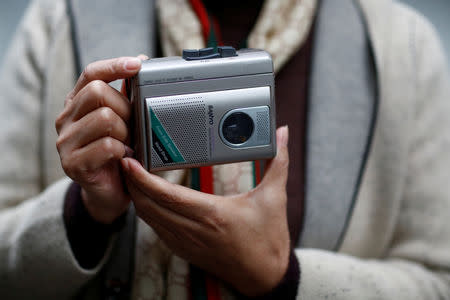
[276,29,313,246]
[63,182,126,269]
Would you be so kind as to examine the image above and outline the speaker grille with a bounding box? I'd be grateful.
[256,110,270,142]
[149,96,208,168]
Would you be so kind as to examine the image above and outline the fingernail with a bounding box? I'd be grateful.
[279,125,289,146]
[137,54,149,60]
[124,57,141,71]
[124,145,134,158]
[121,158,130,172]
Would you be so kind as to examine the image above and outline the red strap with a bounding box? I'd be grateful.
[189,0,211,41]
[199,166,214,194]
[188,0,215,196]
[189,0,223,46]
[187,2,229,300]
[254,160,262,185]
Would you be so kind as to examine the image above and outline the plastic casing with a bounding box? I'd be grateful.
[128,49,276,171]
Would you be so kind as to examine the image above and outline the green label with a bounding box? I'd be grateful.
[150,108,185,163]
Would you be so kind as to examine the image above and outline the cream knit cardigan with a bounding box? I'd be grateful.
[0,0,449,299]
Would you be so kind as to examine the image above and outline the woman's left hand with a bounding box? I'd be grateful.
[121,126,290,297]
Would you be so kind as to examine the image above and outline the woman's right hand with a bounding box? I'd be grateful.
[55,56,143,224]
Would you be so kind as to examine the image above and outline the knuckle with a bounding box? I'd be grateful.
[63,95,73,108]
[55,135,66,152]
[55,109,72,134]
[98,107,116,124]
[279,155,289,169]
[55,115,64,133]
[114,57,127,72]
[60,151,91,181]
[100,137,118,154]
[60,156,74,176]
[65,91,73,100]
[81,64,94,82]
[87,80,106,98]
[110,60,120,74]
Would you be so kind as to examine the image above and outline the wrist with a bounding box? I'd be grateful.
[247,249,300,300]
[81,188,129,224]
[236,243,290,297]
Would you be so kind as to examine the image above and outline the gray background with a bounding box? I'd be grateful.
[0,0,449,67]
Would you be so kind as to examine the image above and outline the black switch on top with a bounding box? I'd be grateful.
[182,49,199,59]
[182,46,237,61]
[199,47,215,56]
[218,46,237,58]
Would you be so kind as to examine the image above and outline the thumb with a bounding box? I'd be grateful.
[260,126,289,189]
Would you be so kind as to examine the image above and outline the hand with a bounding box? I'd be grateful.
[55,56,144,224]
[121,126,290,296]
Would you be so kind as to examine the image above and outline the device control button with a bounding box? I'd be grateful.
[199,47,215,56]
[182,49,200,59]
[218,46,237,58]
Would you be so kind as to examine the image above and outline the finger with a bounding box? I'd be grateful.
[121,158,218,220]
[126,178,203,239]
[58,107,128,151]
[70,80,131,122]
[64,137,126,176]
[139,213,185,253]
[260,126,289,188]
[121,55,149,96]
[69,56,142,98]
[133,201,191,259]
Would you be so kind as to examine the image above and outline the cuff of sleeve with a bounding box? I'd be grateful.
[63,182,127,269]
[250,249,300,300]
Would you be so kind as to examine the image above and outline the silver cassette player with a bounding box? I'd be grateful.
[127,46,276,171]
